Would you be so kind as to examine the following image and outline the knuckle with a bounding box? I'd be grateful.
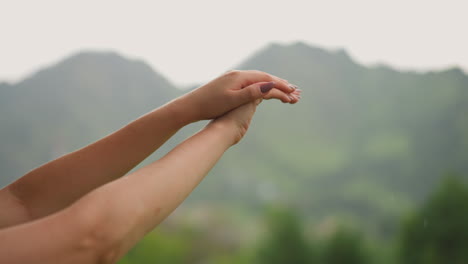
[224,70,241,78]
[225,90,238,104]
[253,70,271,79]
[248,86,258,99]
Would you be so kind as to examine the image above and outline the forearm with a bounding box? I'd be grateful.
[8,97,193,220]
[0,123,234,264]
[69,122,236,260]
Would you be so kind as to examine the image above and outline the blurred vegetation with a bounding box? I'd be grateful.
[2,42,468,263]
[116,176,468,263]
[399,175,468,264]
[256,207,314,264]
[321,227,370,264]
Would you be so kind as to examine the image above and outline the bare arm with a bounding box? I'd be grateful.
[5,100,188,223]
[0,205,101,264]
[0,96,260,264]
[3,70,298,224]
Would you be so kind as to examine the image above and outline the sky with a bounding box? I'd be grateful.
[1,0,467,86]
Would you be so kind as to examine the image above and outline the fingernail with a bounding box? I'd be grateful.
[288,95,295,101]
[260,82,275,93]
[288,84,296,91]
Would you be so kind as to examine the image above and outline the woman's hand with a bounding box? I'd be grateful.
[175,70,301,123]
[207,82,271,146]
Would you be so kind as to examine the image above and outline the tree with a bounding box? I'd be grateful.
[118,229,191,264]
[399,175,468,264]
[321,227,369,264]
[256,207,314,264]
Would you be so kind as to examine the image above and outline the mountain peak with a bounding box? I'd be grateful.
[59,50,151,72]
[0,81,11,88]
[17,50,175,93]
[439,66,466,76]
[265,41,352,61]
[238,42,356,73]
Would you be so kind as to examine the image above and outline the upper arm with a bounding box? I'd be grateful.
[0,187,31,229]
[0,204,107,264]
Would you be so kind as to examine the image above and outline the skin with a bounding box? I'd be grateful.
[0,70,301,263]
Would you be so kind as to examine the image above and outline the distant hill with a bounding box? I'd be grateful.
[195,42,468,235]
[236,43,468,201]
[221,42,468,233]
[1,43,467,236]
[0,51,178,185]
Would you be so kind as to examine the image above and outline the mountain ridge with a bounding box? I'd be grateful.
[240,41,467,79]
[3,42,467,88]
[0,50,178,186]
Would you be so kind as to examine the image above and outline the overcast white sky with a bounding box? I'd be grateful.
[1,0,466,86]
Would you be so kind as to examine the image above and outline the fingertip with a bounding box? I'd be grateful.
[288,94,300,104]
[293,89,302,95]
[271,77,294,94]
[281,97,291,103]
[280,93,292,103]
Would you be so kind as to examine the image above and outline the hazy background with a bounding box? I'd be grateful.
[1,0,467,86]
[1,1,468,263]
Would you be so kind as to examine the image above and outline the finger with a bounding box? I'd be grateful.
[241,70,295,94]
[292,89,302,96]
[231,81,275,104]
[263,88,292,103]
[248,101,258,123]
[233,100,258,125]
[289,93,300,104]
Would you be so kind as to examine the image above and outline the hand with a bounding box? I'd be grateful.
[175,70,301,123]
[208,84,268,146]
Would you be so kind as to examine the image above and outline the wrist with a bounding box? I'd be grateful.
[204,120,240,147]
[164,95,198,126]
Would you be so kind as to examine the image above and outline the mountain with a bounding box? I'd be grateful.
[236,43,468,200]
[191,42,468,235]
[0,51,178,185]
[1,43,467,236]
[216,42,468,233]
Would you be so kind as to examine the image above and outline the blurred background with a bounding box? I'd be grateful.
[1,0,468,263]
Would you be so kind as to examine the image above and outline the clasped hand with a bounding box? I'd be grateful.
[173,70,302,144]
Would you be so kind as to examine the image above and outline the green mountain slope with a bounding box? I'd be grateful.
[187,42,468,235]
[237,43,468,198]
[202,42,468,232]
[0,51,177,185]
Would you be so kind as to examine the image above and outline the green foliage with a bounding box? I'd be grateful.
[399,175,468,264]
[256,207,314,264]
[118,229,192,264]
[321,227,370,264]
[118,221,250,264]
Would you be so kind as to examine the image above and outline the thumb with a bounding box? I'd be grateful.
[233,81,275,104]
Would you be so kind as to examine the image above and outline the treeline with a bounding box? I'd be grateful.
[119,175,468,264]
